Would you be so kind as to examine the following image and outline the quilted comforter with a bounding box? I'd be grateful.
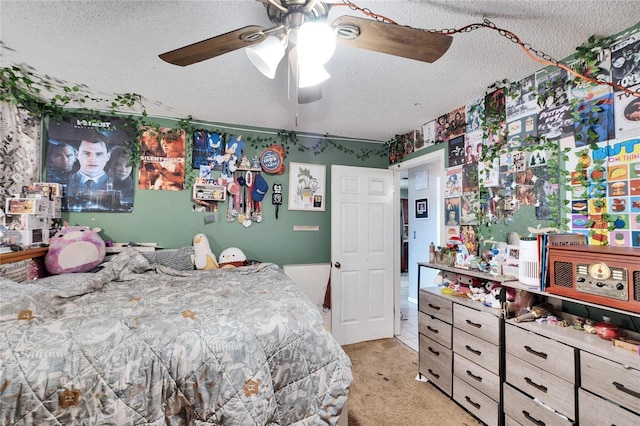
[0,249,352,425]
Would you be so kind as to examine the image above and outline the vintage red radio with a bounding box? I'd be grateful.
[547,245,640,313]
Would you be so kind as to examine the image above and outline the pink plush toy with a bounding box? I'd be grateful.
[45,225,106,274]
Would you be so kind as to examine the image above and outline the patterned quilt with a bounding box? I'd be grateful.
[0,249,352,425]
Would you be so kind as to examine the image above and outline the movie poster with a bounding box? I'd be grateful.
[445,166,462,197]
[45,115,136,212]
[611,31,640,90]
[614,84,640,140]
[537,103,574,142]
[574,93,615,145]
[448,135,465,166]
[138,127,186,191]
[466,98,484,134]
[506,74,538,121]
[465,130,483,164]
[192,130,224,170]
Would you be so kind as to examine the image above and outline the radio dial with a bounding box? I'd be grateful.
[596,282,604,287]
[616,283,624,291]
[588,262,611,280]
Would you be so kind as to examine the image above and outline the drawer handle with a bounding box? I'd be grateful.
[428,346,440,356]
[524,345,548,360]
[465,345,481,356]
[428,303,441,311]
[426,325,439,334]
[612,381,640,399]
[465,370,482,382]
[525,377,548,393]
[522,410,545,426]
[465,319,482,328]
[427,368,440,379]
[464,395,481,410]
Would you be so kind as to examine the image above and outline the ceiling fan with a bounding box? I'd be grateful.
[159,0,453,103]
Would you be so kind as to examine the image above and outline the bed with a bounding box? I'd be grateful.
[0,248,352,425]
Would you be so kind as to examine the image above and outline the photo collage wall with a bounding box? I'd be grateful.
[391,26,640,250]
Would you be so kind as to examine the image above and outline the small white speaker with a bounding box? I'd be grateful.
[518,237,540,286]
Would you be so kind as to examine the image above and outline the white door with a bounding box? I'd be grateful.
[331,165,395,345]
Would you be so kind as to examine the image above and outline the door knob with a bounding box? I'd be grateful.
[334,262,341,268]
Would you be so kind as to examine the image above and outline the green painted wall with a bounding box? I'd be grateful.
[55,118,387,266]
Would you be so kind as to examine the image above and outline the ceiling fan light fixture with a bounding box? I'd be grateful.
[298,62,330,88]
[246,35,286,79]
[296,21,336,65]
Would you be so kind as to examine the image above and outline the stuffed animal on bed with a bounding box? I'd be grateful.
[193,233,218,270]
[45,225,106,274]
[218,247,247,268]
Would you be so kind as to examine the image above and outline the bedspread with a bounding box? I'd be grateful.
[0,249,352,425]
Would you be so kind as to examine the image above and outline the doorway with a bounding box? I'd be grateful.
[392,149,445,349]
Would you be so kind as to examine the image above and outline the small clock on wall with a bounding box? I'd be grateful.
[260,144,286,174]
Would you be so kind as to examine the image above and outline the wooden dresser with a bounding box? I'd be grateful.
[418,261,640,426]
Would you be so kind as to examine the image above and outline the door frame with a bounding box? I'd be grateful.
[389,148,446,336]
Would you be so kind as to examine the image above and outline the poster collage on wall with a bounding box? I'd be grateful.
[390,26,640,250]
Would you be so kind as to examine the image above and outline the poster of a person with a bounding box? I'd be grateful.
[46,115,136,212]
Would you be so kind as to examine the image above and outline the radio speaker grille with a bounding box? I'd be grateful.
[552,261,574,288]
[633,271,640,303]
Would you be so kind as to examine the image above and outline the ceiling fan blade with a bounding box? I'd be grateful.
[289,47,323,104]
[331,15,453,63]
[159,25,267,66]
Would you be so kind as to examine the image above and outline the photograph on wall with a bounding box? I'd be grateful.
[445,196,460,226]
[138,127,186,191]
[614,85,640,140]
[192,130,224,170]
[288,162,326,211]
[464,130,482,164]
[610,30,640,90]
[421,120,436,147]
[415,198,429,219]
[45,114,136,212]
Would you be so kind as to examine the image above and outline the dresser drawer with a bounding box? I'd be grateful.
[419,335,452,396]
[579,388,640,425]
[581,350,640,413]
[453,328,500,375]
[454,352,500,402]
[419,334,452,375]
[418,311,452,349]
[505,323,575,383]
[505,353,575,420]
[454,304,500,345]
[453,375,499,426]
[419,290,453,323]
[504,383,574,426]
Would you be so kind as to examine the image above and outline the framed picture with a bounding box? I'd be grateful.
[415,198,429,219]
[288,162,326,211]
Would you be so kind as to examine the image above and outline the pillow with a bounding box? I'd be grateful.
[142,246,194,271]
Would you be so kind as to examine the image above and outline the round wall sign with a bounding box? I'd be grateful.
[260,144,286,174]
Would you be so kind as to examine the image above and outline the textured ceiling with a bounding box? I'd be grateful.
[2,0,639,142]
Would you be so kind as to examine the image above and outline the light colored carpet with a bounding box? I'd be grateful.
[342,338,479,426]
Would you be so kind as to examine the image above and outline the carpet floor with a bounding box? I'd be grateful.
[342,338,479,426]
